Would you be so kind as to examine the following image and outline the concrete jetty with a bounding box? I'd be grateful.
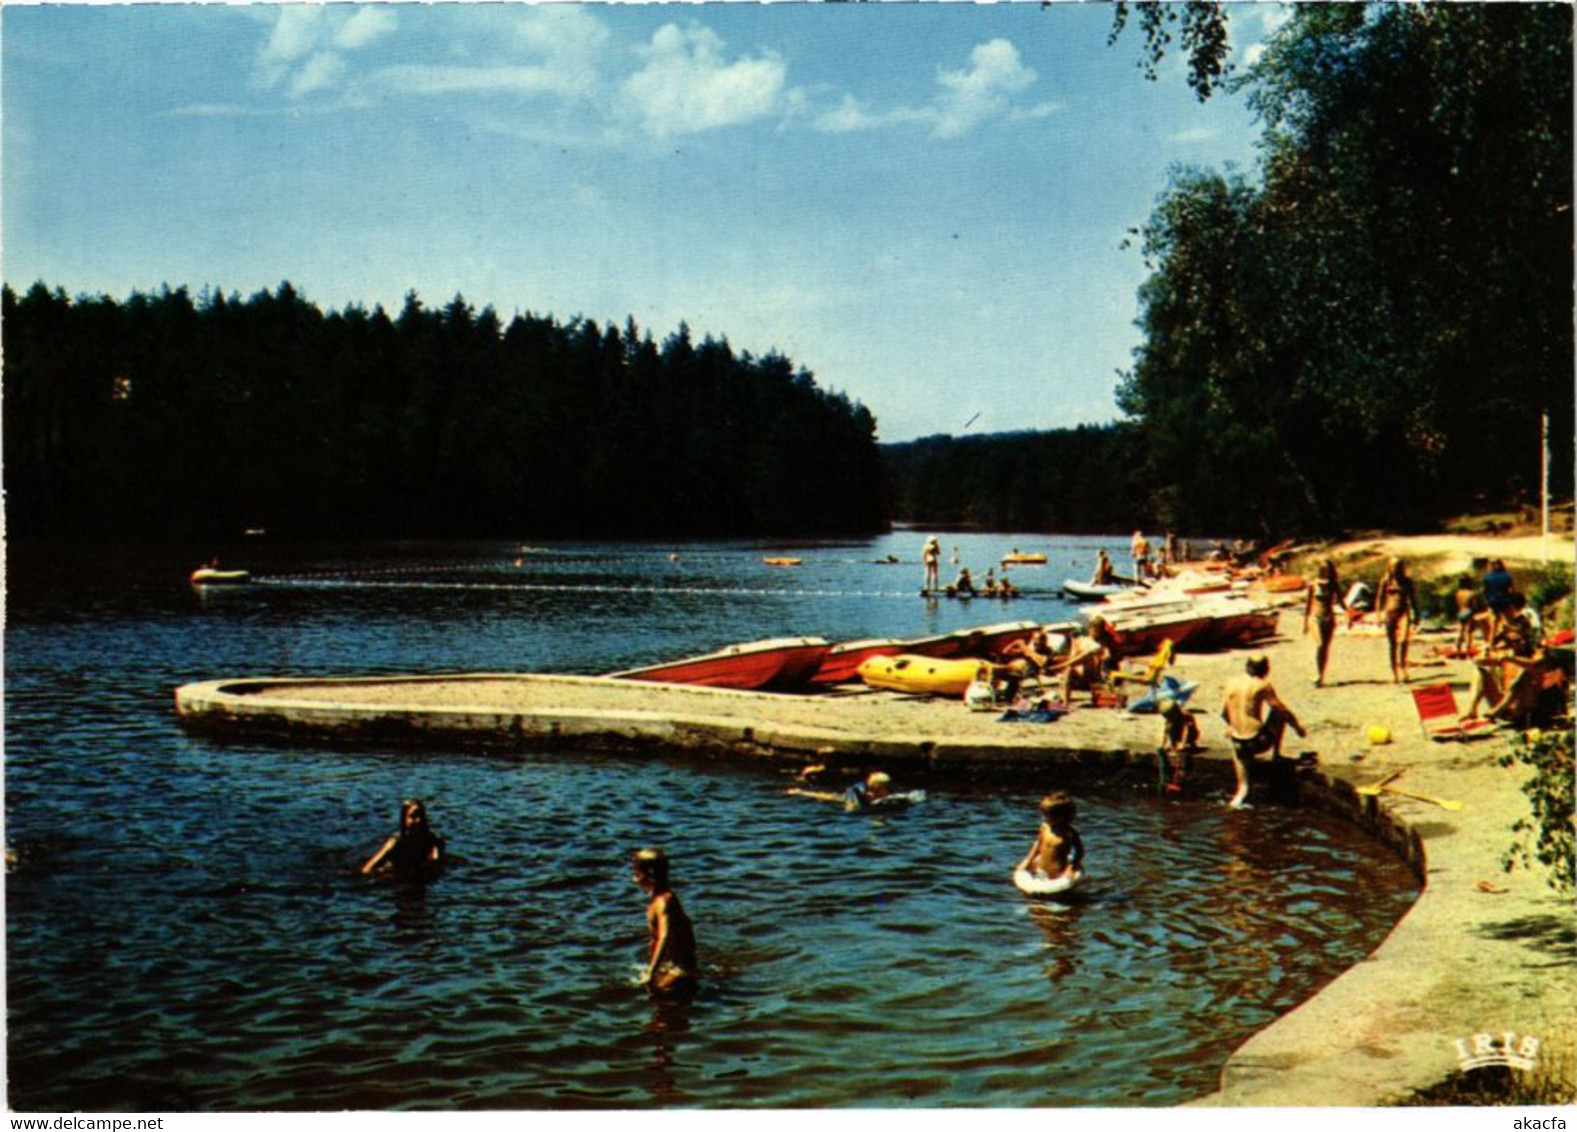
[174,628,1574,1107]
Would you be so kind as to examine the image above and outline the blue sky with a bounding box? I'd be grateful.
[2,3,1287,441]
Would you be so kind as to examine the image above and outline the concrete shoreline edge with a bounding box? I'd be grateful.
[173,659,1570,1108]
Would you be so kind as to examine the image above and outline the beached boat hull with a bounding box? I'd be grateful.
[190,568,251,586]
[613,637,831,691]
[902,620,1039,659]
[1099,612,1215,657]
[858,654,990,697]
[810,639,907,685]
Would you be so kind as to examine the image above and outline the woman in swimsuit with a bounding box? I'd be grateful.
[361,798,445,876]
[1374,558,1418,684]
[1302,558,1345,687]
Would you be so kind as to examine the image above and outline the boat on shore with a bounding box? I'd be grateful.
[810,639,907,686]
[1062,578,1143,601]
[902,620,1040,660]
[857,654,990,697]
[190,567,251,586]
[612,637,831,691]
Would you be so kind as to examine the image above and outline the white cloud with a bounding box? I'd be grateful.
[932,39,1036,139]
[813,93,924,134]
[378,63,577,98]
[255,7,326,89]
[812,39,1042,140]
[1169,126,1217,145]
[254,6,397,99]
[620,24,787,138]
[291,52,346,98]
[334,7,399,52]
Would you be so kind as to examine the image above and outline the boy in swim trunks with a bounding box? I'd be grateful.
[632,848,698,997]
[1020,792,1085,882]
[1220,655,1307,809]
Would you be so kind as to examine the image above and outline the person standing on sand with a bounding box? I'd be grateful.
[632,848,698,998]
[1303,558,1346,687]
[1220,655,1307,810]
[922,536,941,593]
[1482,558,1516,643]
[1375,558,1419,683]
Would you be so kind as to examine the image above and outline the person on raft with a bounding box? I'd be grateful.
[922,535,942,592]
[1220,655,1307,810]
[1019,792,1084,884]
[361,798,446,876]
[1090,549,1116,587]
[632,847,699,998]
[950,566,977,596]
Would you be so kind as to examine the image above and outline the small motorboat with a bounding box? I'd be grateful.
[857,654,992,697]
[190,566,251,586]
[611,637,830,691]
[1001,552,1047,565]
[763,557,804,567]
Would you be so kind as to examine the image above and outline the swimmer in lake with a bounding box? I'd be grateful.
[632,848,698,997]
[786,770,896,812]
[361,798,445,876]
[1019,792,1084,883]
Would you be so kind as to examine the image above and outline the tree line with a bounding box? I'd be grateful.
[2,283,890,541]
[1116,4,1573,536]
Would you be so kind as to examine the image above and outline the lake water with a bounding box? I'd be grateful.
[4,534,1419,1110]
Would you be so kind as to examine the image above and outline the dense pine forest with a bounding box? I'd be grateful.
[5,6,1569,545]
[2,283,890,541]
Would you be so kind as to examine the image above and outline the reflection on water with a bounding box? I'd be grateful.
[5,537,1418,1109]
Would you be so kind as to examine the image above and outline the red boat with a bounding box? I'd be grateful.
[611,637,831,691]
[809,639,907,685]
[901,620,1041,660]
[1098,609,1216,657]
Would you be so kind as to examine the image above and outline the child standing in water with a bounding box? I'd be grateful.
[1018,792,1085,883]
[632,848,698,997]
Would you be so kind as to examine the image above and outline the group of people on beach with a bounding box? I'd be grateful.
[1301,555,1557,726]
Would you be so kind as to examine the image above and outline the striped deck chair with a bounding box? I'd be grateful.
[1411,682,1493,742]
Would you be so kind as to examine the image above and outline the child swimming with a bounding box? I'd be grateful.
[1018,792,1085,884]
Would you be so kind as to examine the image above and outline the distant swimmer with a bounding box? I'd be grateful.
[632,848,698,997]
[361,798,445,876]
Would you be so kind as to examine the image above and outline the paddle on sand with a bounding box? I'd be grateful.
[1355,768,1406,796]
[1381,784,1465,811]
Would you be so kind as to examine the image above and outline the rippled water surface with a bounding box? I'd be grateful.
[5,535,1419,1109]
